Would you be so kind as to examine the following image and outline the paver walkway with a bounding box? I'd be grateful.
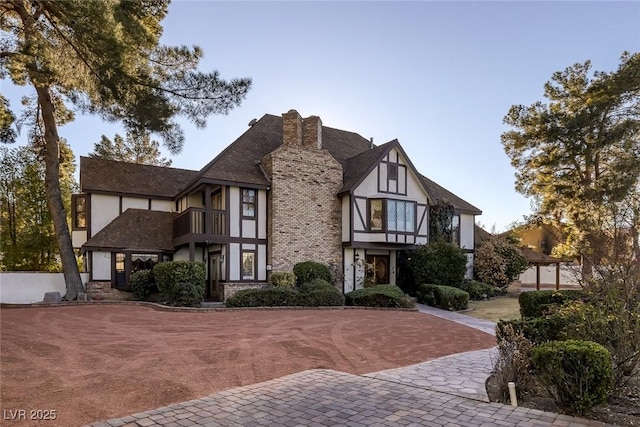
[87,306,612,427]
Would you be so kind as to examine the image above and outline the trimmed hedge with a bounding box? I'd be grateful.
[345,285,415,308]
[417,284,469,311]
[225,283,344,308]
[270,271,296,288]
[496,315,568,345]
[153,261,206,307]
[129,269,156,301]
[226,287,298,307]
[299,278,335,293]
[293,261,332,285]
[519,290,586,318]
[456,280,495,301]
[531,340,613,414]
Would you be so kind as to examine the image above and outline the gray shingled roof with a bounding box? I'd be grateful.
[80,156,198,198]
[82,209,174,252]
[193,114,373,188]
[420,175,482,215]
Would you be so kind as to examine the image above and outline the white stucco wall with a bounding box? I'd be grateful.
[460,214,475,250]
[122,196,147,211]
[0,272,90,304]
[341,196,350,242]
[92,251,111,280]
[151,199,174,212]
[91,194,119,236]
[72,229,87,248]
[229,187,240,238]
[258,190,267,239]
[229,242,240,281]
[343,248,355,293]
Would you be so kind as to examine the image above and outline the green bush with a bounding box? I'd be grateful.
[474,235,529,292]
[531,340,613,414]
[456,280,495,301]
[496,316,568,345]
[270,271,296,288]
[129,269,156,301]
[153,261,206,307]
[417,284,469,311]
[298,288,345,306]
[299,278,335,293]
[409,240,467,286]
[226,287,298,307]
[345,285,415,308]
[293,261,332,285]
[519,290,586,318]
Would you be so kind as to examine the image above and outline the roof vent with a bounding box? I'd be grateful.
[248,118,257,127]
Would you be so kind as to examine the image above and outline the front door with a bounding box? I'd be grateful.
[366,255,390,285]
[208,254,222,301]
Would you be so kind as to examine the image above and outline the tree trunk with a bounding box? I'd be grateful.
[35,85,84,300]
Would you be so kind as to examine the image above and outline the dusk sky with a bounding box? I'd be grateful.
[2,1,639,232]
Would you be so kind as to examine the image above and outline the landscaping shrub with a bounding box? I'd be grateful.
[492,322,535,401]
[226,287,298,307]
[409,240,467,286]
[298,288,345,307]
[417,284,469,311]
[293,261,332,285]
[270,271,296,288]
[518,289,586,318]
[474,235,528,292]
[496,315,568,346]
[299,278,335,293]
[345,285,414,308]
[129,269,155,301]
[153,261,205,307]
[531,340,613,414]
[456,280,495,301]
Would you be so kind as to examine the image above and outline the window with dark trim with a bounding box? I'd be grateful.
[388,163,398,181]
[72,194,86,229]
[387,200,415,232]
[368,199,416,233]
[451,214,460,247]
[242,251,255,280]
[242,189,256,218]
[369,199,384,231]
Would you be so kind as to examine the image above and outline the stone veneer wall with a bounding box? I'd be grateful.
[262,111,344,273]
[85,282,134,301]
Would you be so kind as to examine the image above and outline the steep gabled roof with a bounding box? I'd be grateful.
[419,174,482,215]
[80,157,198,199]
[339,141,396,193]
[82,209,174,252]
[191,114,373,190]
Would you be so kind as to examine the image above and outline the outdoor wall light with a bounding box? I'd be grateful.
[354,251,360,262]
[220,254,225,264]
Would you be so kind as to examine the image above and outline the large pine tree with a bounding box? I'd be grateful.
[0,1,251,299]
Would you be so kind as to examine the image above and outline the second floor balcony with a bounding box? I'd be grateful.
[173,207,226,242]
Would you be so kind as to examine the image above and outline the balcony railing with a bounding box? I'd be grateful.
[173,207,226,240]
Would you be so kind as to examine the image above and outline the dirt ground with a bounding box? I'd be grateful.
[0,305,496,426]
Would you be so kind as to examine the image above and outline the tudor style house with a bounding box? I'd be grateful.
[72,110,481,300]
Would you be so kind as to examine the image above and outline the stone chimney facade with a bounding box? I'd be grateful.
[262,110,343,274]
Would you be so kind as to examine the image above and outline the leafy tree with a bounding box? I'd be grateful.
[0,142,77,270]
[429,200,455,243]
[501,52,640,279]
[1,1,251,299]
[409,240,467,286]
[90,131,172,166]
[474,235,528,292]
[0,95,16,143]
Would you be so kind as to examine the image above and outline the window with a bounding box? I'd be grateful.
[72,195,86,229]
[131,253,159,273]
[388,163,398,181]
[451,215,460,246]
[369,199,383,231]
[242,252,255,280]
[242,189,256,217]
[387,200,415,232]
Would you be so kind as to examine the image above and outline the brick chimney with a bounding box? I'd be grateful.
[303,115,322,149]
[282,109,302,146]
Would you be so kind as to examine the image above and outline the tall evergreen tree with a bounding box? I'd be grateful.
[501,52,640,278]
[90,131,172,166]
[0,1,251,299]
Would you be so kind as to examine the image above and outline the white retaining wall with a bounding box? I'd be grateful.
[0,272,90,304]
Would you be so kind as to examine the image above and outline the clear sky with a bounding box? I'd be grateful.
[2,1,639,232]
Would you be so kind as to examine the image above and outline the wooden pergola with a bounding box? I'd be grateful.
[519,247,573,291]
